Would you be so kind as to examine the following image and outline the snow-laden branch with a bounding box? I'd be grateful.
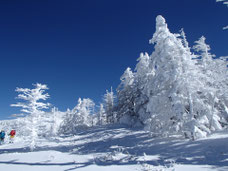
[216,0,228,30]
[216,0,228,6]
[223,26,228,30]
[11,83,50,115]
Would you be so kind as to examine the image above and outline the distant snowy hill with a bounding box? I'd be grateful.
[0,124,228,171]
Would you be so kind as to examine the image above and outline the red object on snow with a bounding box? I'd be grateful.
[10,130,16,136]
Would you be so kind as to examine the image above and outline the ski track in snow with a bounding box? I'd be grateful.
[0,125,228,171]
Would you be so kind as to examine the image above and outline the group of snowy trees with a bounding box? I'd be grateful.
[59,87,116,133]
[115,15,228,139]
[8,83,116,149]
[7,15,228,143]
[60,98,95,134]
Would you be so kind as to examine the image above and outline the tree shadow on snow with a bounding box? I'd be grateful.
[65,125,228,170]
[0,159,93,170]
[0,146,32,155]
[0,125,228,170]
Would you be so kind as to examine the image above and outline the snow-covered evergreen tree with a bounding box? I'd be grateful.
[11,83,50,150]
[48,107,64,137]
[116,68,138,125]
[113,15,228,139]
[193,36,228,132]
[143,15,210,138]
[60,98,95,134]
[103,88,116,123]
[116,53,151,127]
[134,53,150,125]
[98,103,107,125]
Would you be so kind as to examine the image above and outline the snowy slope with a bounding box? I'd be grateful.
[0,125,228,171]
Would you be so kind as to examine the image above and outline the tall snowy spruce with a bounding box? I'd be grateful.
[11,83,50,150]
[143,15,199,137]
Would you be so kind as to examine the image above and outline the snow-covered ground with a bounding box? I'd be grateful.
[0,125,228,171]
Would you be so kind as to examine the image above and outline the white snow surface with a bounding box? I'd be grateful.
[0,125,228,171]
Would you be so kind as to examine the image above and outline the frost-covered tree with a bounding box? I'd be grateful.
[193,36,228,132]
[143,15,209,138]
[131,15,228,139]
[133,53,150,125]
[98,103,107,125]
[59,108,72,134]
[116,54,151,126]
[116,68,138,124]
[30,106,65,138]
[11,83,50,150]
[114,15,228,139]
[103,88,116,123]
[48,107,64,136]
[60,98,95,134]
[135,53,150,80]
[180,29,190,50]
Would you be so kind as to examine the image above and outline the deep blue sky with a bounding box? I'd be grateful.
[0,0,227,119]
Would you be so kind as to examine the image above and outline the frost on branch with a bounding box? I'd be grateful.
[11,83,50,115]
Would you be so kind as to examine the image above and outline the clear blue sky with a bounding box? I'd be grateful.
[0,0,227,119]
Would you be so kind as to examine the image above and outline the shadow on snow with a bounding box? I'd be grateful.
[0,124,228,170]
